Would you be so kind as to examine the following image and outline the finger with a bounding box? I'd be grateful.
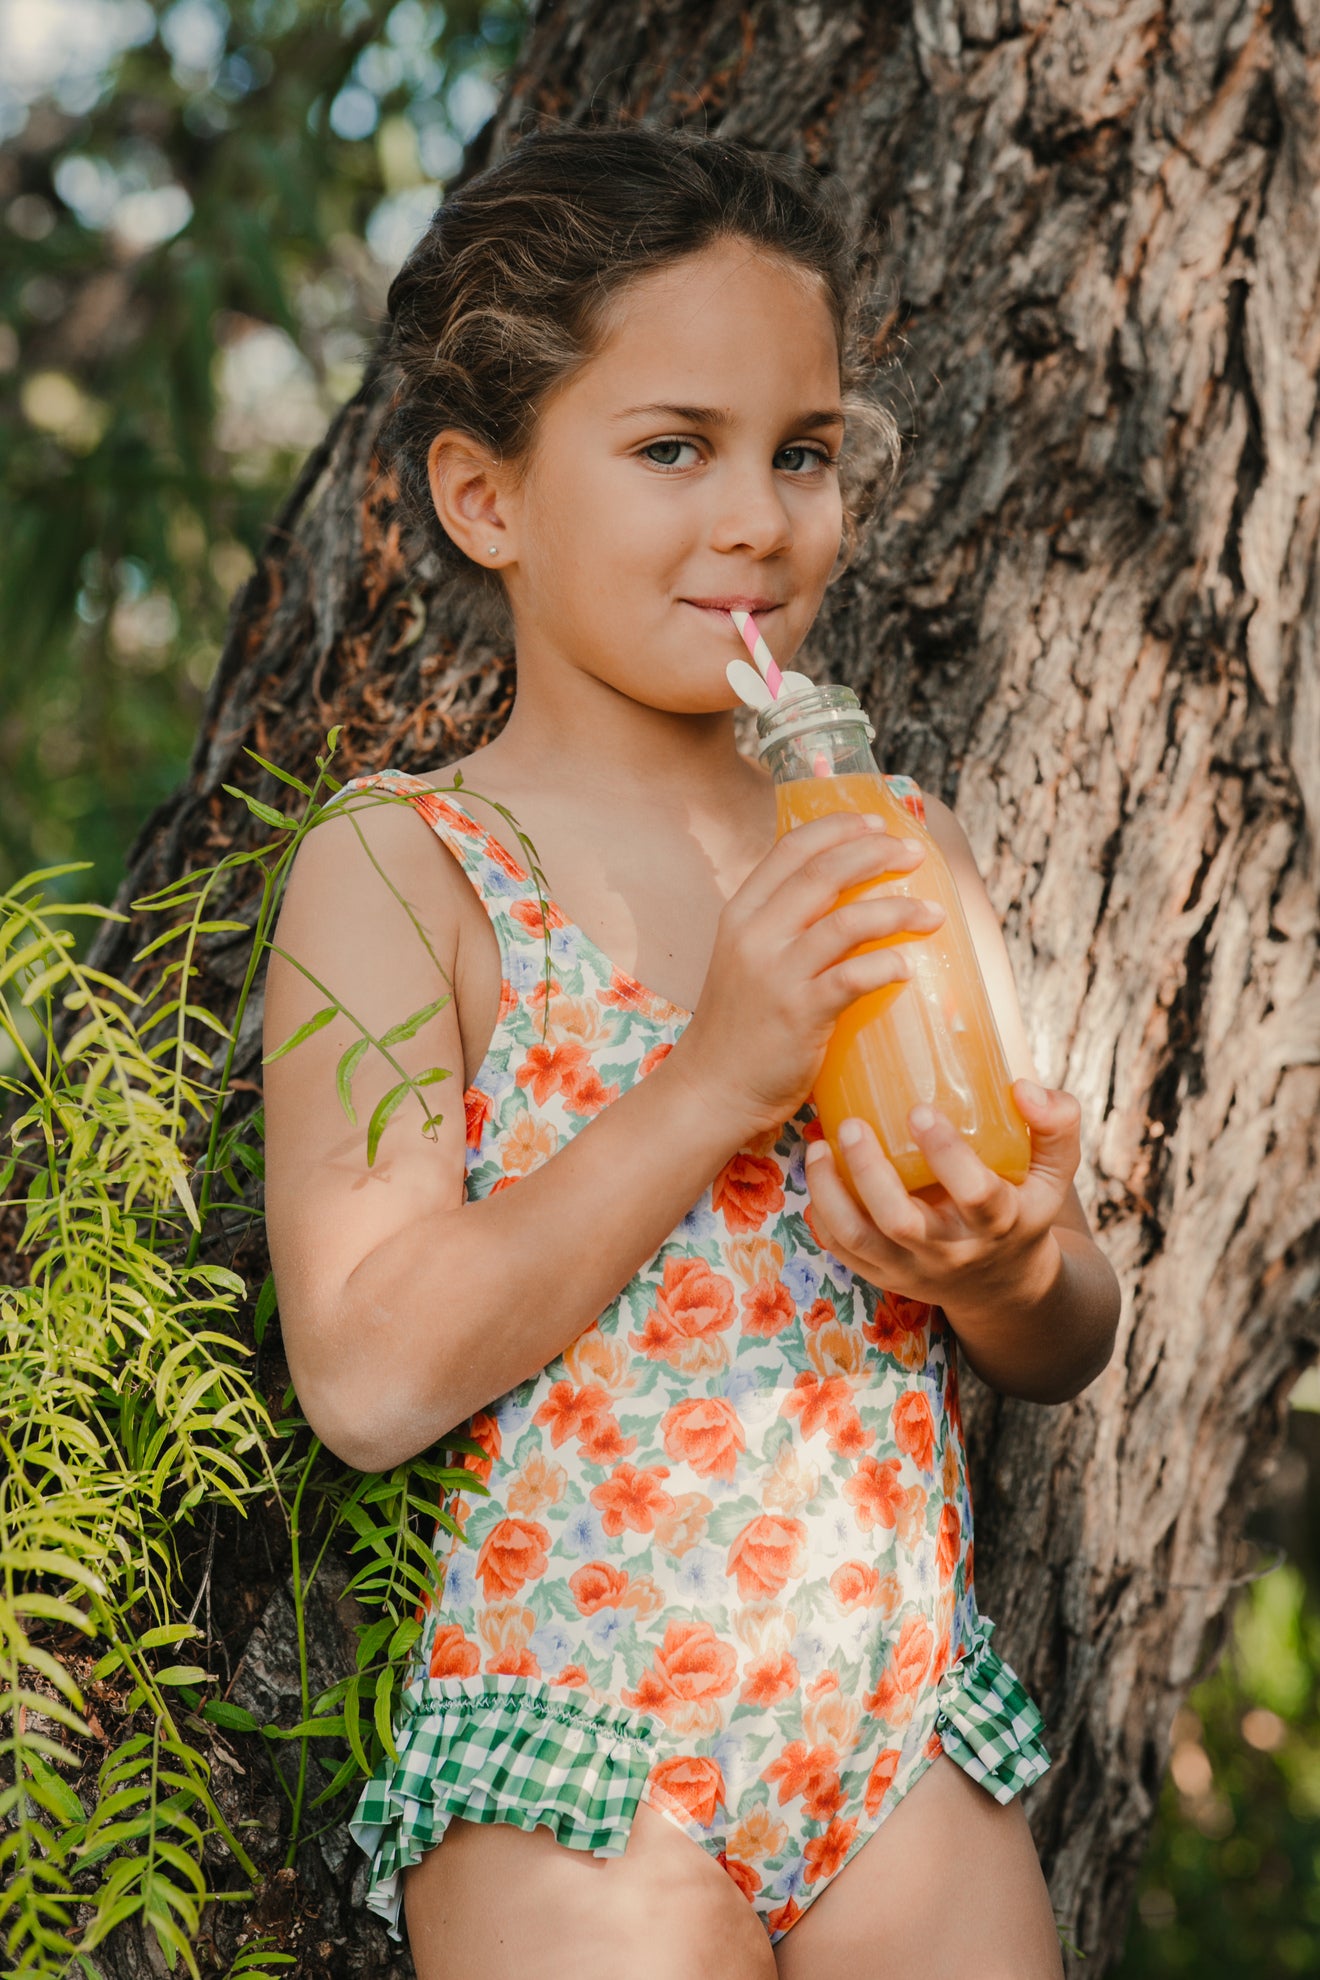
[731,810,908,918]
[805,1136,903,1268]
[907,1105,1019,1236]
[829,1119,931,1248]
[1012,1081,1083,1196]
[795,889,945,981]
[771,832,928,940]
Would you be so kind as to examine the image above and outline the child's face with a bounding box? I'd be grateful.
[502,236,847,715]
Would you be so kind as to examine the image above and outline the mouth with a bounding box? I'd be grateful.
[682,599,783,618]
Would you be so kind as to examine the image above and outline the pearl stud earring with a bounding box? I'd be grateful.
[488,545,498,555]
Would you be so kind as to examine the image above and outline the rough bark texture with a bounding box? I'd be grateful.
[79,0,1320,1972]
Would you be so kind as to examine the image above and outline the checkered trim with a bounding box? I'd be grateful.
[348,1677,656,1938]
[934,1618,1051,1804]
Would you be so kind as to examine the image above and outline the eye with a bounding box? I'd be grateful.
[775,444,836,474]
[641,438,702,470]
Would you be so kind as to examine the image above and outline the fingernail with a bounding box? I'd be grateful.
[838,1119,865,1147]
[862,816,889,830]
[909,1104,936,1132]
[1018,1080,1047,1107]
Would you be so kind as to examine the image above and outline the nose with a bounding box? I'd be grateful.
[707,461,794,559]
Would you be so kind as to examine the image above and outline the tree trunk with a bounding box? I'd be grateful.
[85,0,1320,1972]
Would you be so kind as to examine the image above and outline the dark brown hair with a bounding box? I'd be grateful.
[381,122,898,614]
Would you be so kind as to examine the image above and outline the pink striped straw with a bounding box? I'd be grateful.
[729,609,784,698]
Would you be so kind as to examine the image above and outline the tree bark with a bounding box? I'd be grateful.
[84,1,1320,1972]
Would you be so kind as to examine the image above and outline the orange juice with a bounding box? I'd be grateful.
[775,771,1030,1193]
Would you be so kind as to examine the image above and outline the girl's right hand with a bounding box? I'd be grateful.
[670,812,945,1139]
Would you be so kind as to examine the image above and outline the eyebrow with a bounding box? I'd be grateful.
[610,402,846,431]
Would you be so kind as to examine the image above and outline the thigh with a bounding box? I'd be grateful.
[773,1757,1063,1980]
[403,1799,778,1980]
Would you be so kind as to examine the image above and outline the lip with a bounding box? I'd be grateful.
[682,598,783,615]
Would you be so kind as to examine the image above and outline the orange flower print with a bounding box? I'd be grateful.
[623,1620,738,1730]
[767,1897,802,1936]
[569,1561,632,1613]
[720,1854,762,1903]
[474,1518,550,1601]
[805,1320,867,1381]
[478,1602,540,1678]
[726,1514,808,1601]
[506,1449,567,1516]
[661,1397,747,1479]
[843,1455,905,1533]
[482,832,526,881]
[802,1670,861,1753]
[578,1414,638,1465]
[563,1327,633,1394]
[829,1560,880,1611]
[942,1437,961,1501]
[804,1815,858,1885]
[569,1561,663,1618]
[863,1291,931,1367]
[533,1381,635,1462]
[647,1754,726,1827]
[629,1257,736,1374]
[464,1087,493,1149]
[638,1041,674,1078]
[553,1663,589,1688]
[599,966,665,1013]
[420,795,482,839]
[428,1624,480,1679]
[937,1503,961,1584]
[510,896,568,936]
[652,1490,712,1558]
[761,1741,843,1822]
[740,1277,796,1338]
[925,1727,945,1760]
[865,1613,935,1726]
[945,1352,964,1435]
[712,1150,786,1233]
[895,1483,929,1546]
[495,976,517,1023]
[740,1651,800,1707]
[892,1391,936,1470]
[803,1296,835,1330]
[864,1747,902,1819]
[515,1040,591,1104]
[726,1804,788,1863]
[461,1409,501,1485]
[501,1112,558,1175]
[559,1059,619,1116]
[780,1372,867,1456]
[590,1463,675,1536]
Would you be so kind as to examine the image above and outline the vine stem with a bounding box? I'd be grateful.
[284,1437,320,1866]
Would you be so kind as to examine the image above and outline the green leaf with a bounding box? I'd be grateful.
[138,1624,198,1651]
[373,1667,397,1761]
[253,1273,278,1346]
[23,1754,85,1827]
[366,1080,410,1166]
[154,1665,213,1686]
[221,784,294,830]
[199,1700,260,1734]
[262,1005,336,1064]
[378,994,452,1047]
[335,1036,369,1123]
[243,749,314,796]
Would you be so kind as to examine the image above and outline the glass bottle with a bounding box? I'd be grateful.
[756,685,1030,1193]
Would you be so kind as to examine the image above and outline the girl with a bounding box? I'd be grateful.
[262,124,1120,1980]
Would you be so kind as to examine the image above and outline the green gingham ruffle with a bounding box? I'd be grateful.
[347,1675,658,1937]
[933,1616,1051,1803]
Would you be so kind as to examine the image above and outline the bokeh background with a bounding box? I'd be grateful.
[2,3,1318,1970]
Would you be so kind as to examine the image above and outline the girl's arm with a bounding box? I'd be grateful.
[263,794,934,1471]
[803,793,1121,1404]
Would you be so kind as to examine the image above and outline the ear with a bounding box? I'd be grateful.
[426,429,516,569]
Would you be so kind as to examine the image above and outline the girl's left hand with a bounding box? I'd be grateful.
[803,1079,1082,1312]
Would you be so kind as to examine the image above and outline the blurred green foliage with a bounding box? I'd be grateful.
[3,3,1318,1970]
[0,0,526,904]
[1117,1402,1320,1976]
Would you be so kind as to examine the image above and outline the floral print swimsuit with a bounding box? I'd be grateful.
[341,768,1050,1943]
